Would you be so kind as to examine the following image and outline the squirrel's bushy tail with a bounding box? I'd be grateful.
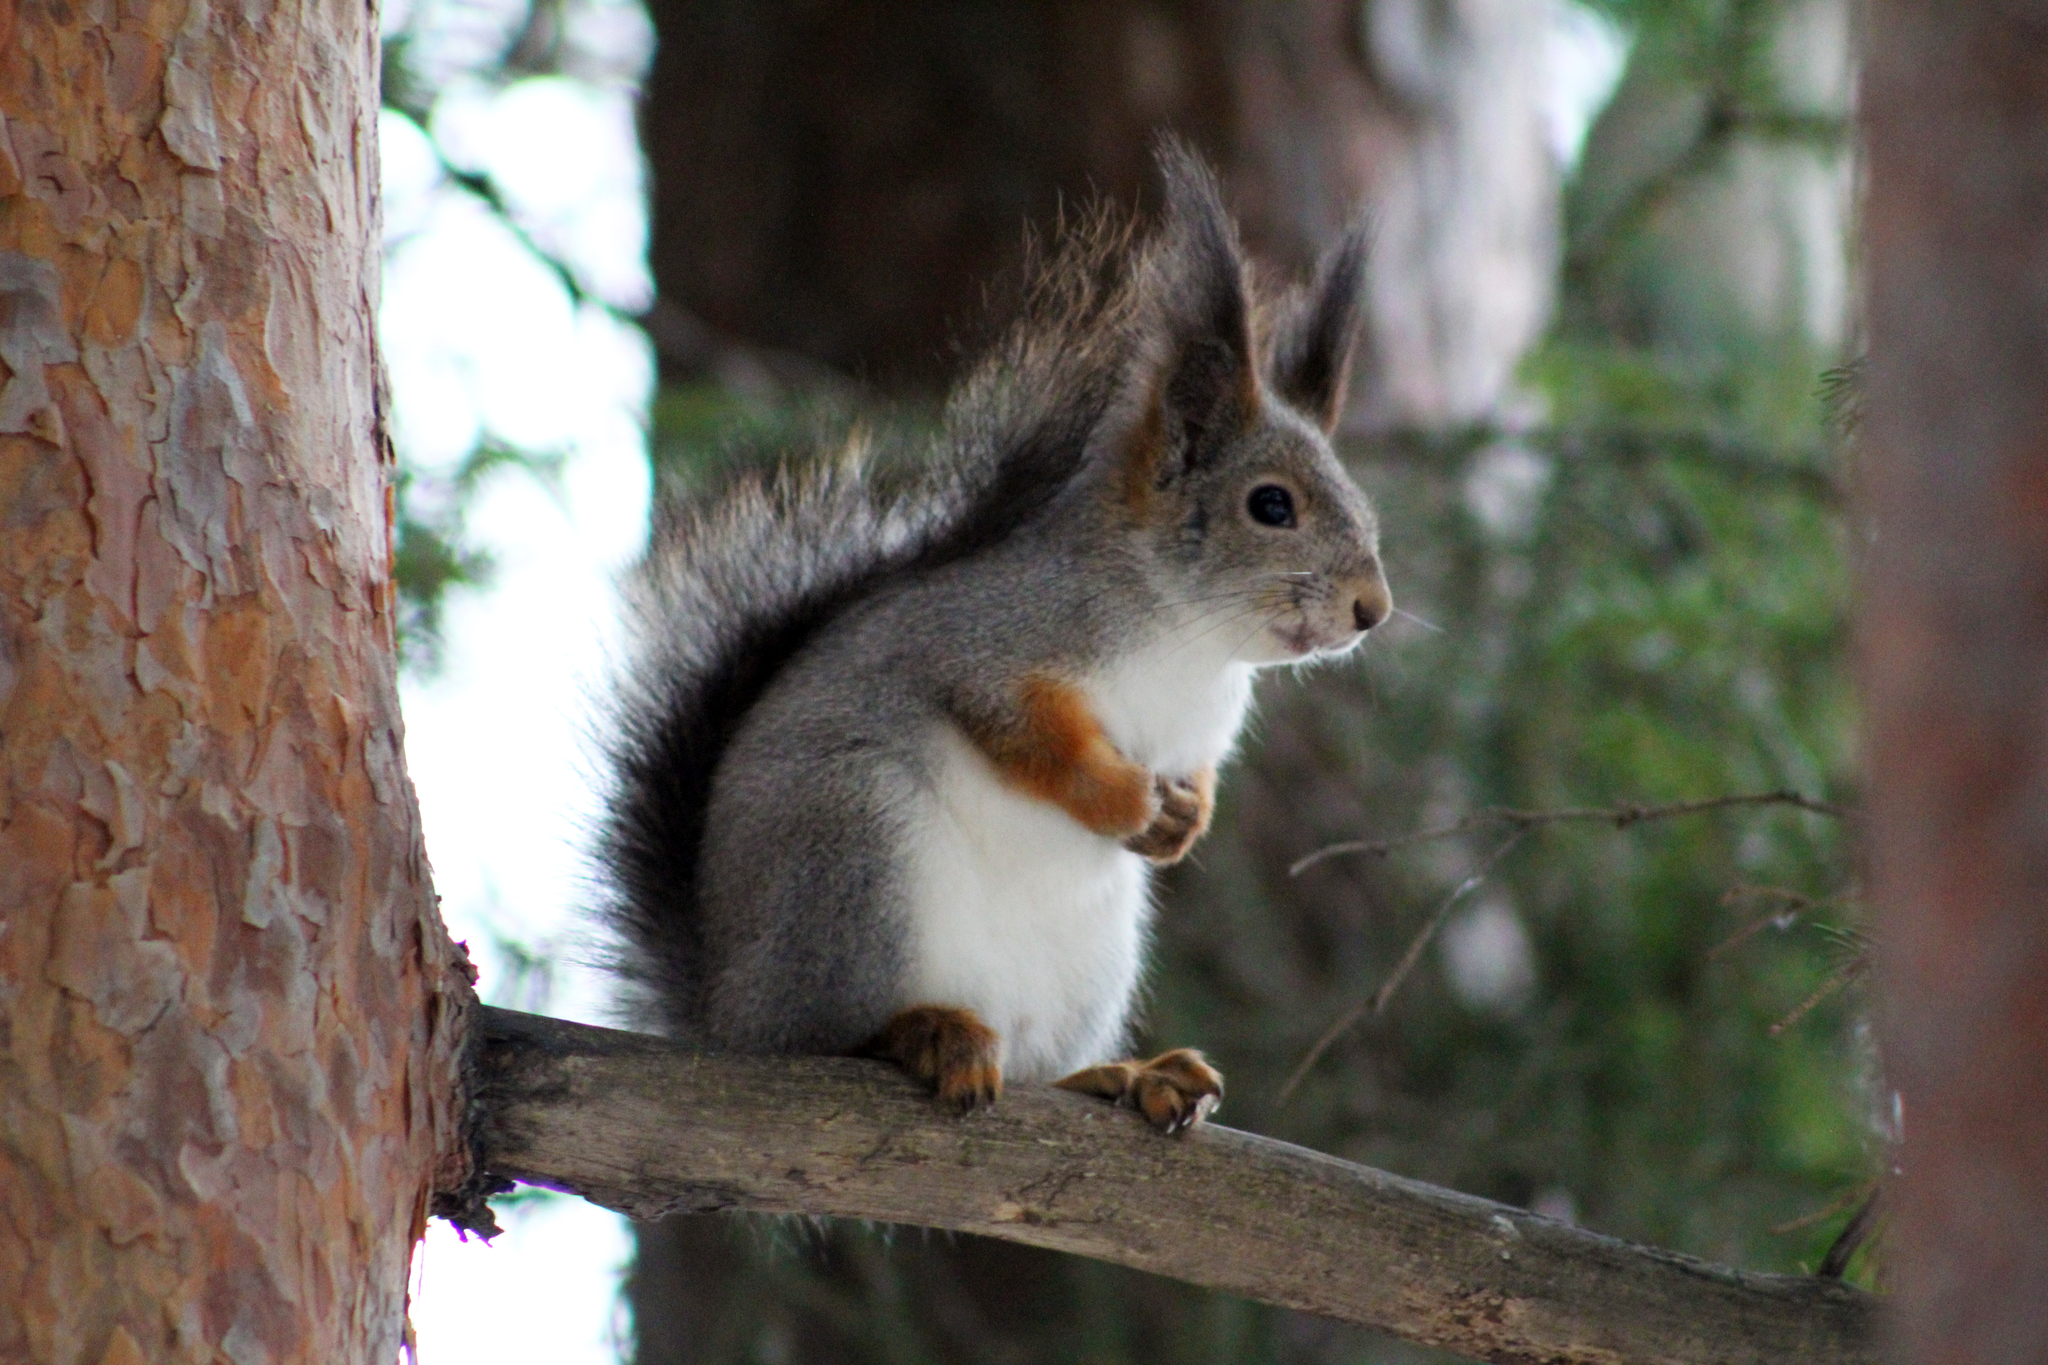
[598,448,937,1031]
[597,205,1152,1034]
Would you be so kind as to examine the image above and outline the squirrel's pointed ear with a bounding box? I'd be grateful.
[1268,225,1367,434]
[1135,140,1259,480]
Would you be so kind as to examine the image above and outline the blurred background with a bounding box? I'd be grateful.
[378,2,1871,1362]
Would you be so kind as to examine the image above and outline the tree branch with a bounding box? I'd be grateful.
[1276,832,1528,1103]
[1290,790,1854,876]
[457,1008,1878,1365]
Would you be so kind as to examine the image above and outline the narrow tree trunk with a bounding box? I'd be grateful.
[1863,3,2048,1360]
[639,0,1365,392]
[639,0,1556,427]
[0,4,472,1362]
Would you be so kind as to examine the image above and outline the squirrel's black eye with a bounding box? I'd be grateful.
[1247,484,1296,528]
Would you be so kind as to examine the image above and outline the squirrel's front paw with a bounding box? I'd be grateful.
[1121,770,1214,865]
[1056,1048,1223,1134]
[860,1005,1002,1112]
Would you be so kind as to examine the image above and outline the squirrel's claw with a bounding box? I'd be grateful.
[1056,1048,1223,1134]
[1121,771,1214,864]
[861,1005,1004,1113]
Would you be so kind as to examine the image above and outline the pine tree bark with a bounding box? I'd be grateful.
[0,3,472,1363]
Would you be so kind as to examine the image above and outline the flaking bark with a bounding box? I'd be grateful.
[0,4,472,1362]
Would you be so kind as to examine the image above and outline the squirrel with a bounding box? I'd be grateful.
[598,143,1391,1133]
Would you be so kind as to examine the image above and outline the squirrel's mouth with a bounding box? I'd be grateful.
[1271,619,1364,660]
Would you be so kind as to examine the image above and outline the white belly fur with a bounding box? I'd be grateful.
[901,629,1257,1081]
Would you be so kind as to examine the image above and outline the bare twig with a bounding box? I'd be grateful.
[1722,883,1826,911]
[459,1008,1879,1365]
[1290,790,1853,877]
[1707,889,1870,1040]
[1817,1188,1883,1280]
[1769,950,1870,1037]
[1280,799,1855,1105]
[1772,1180,1881,1236]
[1276,832,1526,1105]
[1708,884,1825,961]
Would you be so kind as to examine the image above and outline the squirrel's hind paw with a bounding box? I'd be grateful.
[860,1005,1003,1112]
[1057,1048,1223,1134]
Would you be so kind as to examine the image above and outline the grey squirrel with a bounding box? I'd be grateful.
[599,143,1390,1132]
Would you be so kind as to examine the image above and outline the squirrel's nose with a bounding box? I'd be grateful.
[1351,575,1391,633]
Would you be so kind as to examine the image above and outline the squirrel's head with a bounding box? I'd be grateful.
[1106,143,1390,666]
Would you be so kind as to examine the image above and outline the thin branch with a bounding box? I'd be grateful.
[1708,884,1826,961]
[1276,832,1525,1104]
[457,1008,1879,1365]
[1817,1188,1883,1281]
[1773,1180,1881,1237]
[1565,96,1738,277]
[1290,790,1853,877]
[1372,831,1527,1012]
[1769,950,1870,1037]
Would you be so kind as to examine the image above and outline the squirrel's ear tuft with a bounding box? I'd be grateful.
[1268,225,1367,434]
[1134,138,1258,481]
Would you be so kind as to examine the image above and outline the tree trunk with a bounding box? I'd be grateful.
[638,0,1555,427]
[0,3,472,1363]
[1863,2,2048,1359]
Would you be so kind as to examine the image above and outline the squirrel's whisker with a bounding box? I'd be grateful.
[1389,606,1443,635]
